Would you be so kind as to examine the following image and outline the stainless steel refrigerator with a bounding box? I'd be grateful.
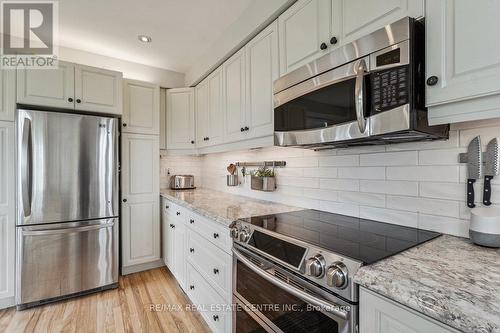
[16,109,119,309]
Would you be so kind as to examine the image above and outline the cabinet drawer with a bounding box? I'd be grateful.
[187,212,231,253]
[186,263,231,333]
[164,200,187,221]
[187,229,232,301]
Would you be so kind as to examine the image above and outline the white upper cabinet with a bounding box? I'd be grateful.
[195,78,209,147]
[160,88,167,149]
[207,68,224,146]
[224,49,247,143]
[123,79,160,135]
[17,61,75,110]
[74,64,122,115]
[166,88,196,150]
[278,0,332,75]
[17,61,123,115]
[426,0,500,125]
[0,121,15,309]
[0,70,16,121]
[340,0,423,44]
[245,20,279,139]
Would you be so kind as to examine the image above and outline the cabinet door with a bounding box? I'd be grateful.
[166,88,196,150]
[160,88,167,149]
[0,122,14,308]
[340,0,424,44]
[17,61,75,109]
[245,21,279,140]
[74,64,123,115]
[426,0,500,107]
[173,220,187,290]
[278,0,331,75]
[121,134,160,268]
[0,70,15,121]
[223,49,246,143]
[195,79,209,147]
[207,68,224,146]
[123,79,160,135]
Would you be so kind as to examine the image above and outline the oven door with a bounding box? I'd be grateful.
[274,57,370,147]
[233,246,357,333]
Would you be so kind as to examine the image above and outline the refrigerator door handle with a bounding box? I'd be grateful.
[21,117,32,218]
[21,221,115,236]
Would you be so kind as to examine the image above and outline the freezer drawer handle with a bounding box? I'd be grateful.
[22,221,115,236]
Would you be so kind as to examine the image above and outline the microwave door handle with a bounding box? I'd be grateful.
[21,117,32,218]
[355,59,367,133]
[232,248,349,321]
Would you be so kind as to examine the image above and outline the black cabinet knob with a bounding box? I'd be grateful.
[166,205,169,209]
[190,219,194,224]
[176,211,180,216]
[330,37,338,45]
[320,42,327,50]
[191,140,195,144]
[122,198,127,203]
[207,137,210,141]
[240,127,244,132]
[426,76,439,86]
[190,248,195,253]
[76,99,82,103]
[68,97,73,102]
[213,315,219,321]
[213,268,219,274]
[123,123,127,127]
[213,233,219,239]
[169,224,174,228]
[189,285,195,290]
[244,126,249,131]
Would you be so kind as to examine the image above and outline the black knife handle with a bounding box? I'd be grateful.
[467,179,476,208]
[484,176,493,206]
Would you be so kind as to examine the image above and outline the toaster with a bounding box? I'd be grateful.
[169,175,195,190]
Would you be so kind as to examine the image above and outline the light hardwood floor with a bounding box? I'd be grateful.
[0,268,211,333]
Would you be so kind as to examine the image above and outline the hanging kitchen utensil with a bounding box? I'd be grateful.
[483,138,500,206]
[467,136,482,208]
[227,164,237,175]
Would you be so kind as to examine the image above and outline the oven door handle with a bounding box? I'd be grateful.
[354,59,367,133]
[232,248,349,320]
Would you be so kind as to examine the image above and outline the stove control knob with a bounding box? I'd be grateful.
[230,227,239,239]
[327,262,348,289]
[305,254,326,278]
[239,228,251,242]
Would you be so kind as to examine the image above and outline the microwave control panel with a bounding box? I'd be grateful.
[371,65,409,114]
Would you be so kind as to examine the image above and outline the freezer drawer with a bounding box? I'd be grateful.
[16,218,119,307]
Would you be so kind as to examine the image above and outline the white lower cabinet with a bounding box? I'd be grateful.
[360,287,459,333]
[162,199,232,332]
[0,121,15,309]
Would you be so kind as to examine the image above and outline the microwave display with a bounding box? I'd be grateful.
[376,48,401,67]
[371,65,409,113]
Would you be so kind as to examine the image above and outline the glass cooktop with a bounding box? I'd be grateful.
[237,209,441,265]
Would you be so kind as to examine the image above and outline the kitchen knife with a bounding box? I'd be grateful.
[483,138,500,206]
[467,136,482,208]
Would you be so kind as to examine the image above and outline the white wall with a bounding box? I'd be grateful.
[59,46,185,88]
[161,119,500,238]
[160,152,203,189]
[184,0,296,86]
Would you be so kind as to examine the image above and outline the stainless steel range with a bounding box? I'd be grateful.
[230,209,441,333]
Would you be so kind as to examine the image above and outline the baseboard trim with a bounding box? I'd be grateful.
[0,296,15,310]
[121,259,165,275]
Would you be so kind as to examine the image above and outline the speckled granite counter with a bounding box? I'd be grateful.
[354,235,500,333]
[160,188,303,227]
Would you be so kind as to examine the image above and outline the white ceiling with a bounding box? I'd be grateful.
[59,0,253,73]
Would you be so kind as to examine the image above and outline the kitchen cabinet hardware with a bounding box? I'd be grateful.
[122,198,127,202]
[320,42,327,50]
[68,97,73,102]
[190,219,194,224]
[213,268,219,274]
[76,99,82,103]
[122,123,127,127]
[426,76,439,86]
[190,140,195,144]
[176,211,180,216]
[166,205,169,209]
[213,233,219,239]
[244,126,249,131]
[190,248,195,253]
[330,37,338,45]
[240,127,244,132]
[189,285,195,290]
[213,315,219,321]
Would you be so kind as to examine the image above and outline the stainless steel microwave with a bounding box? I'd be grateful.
[273,17,449,149]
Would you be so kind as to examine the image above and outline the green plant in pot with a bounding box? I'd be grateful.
[250,167,276,191]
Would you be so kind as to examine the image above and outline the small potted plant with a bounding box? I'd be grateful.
[251,167,276,192]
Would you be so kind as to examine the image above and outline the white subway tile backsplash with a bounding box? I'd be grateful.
[360,180,418,196]
[360,151,418,166]
[161,119,500,238]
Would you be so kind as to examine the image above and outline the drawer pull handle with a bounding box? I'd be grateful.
[170,224,175,229]
[189,285,195,290]
[176,212,180,216]
[213,268,219,274]
[190,248,195,253]
[190,219,194,224]
[213,233,219,239]
[166,205,169,209]
[213,315,219,321]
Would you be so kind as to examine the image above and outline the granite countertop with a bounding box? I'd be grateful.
[160,188,303,227]
[354,235,500,333]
